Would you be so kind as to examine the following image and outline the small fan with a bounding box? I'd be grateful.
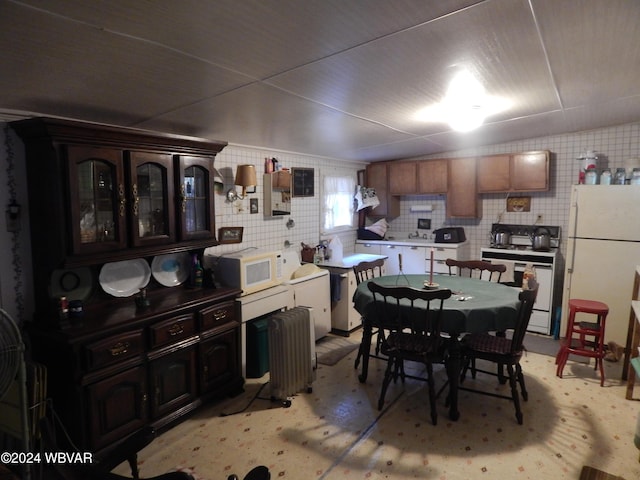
[0,308,25,399]
[0,308,31,479]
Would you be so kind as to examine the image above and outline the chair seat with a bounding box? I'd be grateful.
[569,299,609,315]
[383,331,442,357]
[461,333,524,361]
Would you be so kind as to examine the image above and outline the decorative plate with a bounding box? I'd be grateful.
[50,267,94,302]
[151,252,191,287]
[99,259,151,297]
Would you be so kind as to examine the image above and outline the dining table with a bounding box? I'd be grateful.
[352,274,522,421]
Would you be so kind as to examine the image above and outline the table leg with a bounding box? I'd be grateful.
[446,336,461,421]
[358,318,373,383]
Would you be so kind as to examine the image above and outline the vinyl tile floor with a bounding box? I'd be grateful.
[115,331,640,480]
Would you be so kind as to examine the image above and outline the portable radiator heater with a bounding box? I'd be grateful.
[268,306,316,400]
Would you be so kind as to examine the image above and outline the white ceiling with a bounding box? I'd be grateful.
[2,0,640,162]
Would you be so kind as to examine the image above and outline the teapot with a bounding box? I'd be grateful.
[531,227,551,251]
[492,227,511,247]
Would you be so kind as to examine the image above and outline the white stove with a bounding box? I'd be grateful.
[481,224,561,335]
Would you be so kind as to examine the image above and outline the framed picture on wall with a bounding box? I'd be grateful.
[292,167,314,197]
[218,226,244,244]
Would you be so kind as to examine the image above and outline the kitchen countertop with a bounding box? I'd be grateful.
[356,238,469,249]
[317,253,388,269]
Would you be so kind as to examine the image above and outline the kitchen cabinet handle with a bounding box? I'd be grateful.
[118,184,126,217]
[131,183,139,217]
[168,323,184,336]
[142,393,148,402]
[109,342,130,356]
[213,310,227,321]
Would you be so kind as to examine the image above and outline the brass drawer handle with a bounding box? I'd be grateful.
[213,309,228,321]
[168,323,184,336]
[109,342,130,356]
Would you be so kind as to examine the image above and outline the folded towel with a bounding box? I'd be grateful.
[494,260,515,284]
[330,273,342,302]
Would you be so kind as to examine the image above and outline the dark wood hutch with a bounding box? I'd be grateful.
[12,117,244,453]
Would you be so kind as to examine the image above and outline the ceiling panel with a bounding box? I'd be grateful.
[532,0,640,107]
[136,83,415,160]
[2,0,640,162]
[267,0,559,134]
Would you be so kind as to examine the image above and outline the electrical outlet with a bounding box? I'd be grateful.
[536,214,543,223]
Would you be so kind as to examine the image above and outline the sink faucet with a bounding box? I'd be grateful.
[408,231,419,238]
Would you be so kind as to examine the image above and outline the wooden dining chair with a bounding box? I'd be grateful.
[353,259,386,370]
[368,281,452,425]
[458,284,538,425]
[446,259,506,283]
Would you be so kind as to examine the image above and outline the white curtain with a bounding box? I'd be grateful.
[323,175,356,232]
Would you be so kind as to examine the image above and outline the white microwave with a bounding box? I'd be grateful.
[205,249,283,295]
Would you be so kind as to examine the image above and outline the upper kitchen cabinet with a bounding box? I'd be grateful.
[477,151,550,193]
[389,161,417,194]
[365,162,399,219]
[177,155,217,241]
[11,117,227,269]
[417,159,448,194]
[388,159,448,195]
[447,157,481,218]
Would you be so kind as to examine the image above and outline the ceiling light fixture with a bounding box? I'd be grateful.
[445,71,487,132]
[226,164,257,202]
[414,70,510,132]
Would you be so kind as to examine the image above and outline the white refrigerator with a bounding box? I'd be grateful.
[561,185,640,344]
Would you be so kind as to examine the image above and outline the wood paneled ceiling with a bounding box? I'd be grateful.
[2,0,640,162]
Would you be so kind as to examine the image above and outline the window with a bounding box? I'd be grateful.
[322,175,356,233]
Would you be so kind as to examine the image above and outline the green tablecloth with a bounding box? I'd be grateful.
[353,274,522,335]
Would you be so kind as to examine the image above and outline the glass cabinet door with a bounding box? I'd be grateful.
[177,156,214,241]
[128,151,175,247]
[67,145,127,254]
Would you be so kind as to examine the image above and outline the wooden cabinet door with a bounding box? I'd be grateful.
[447,157,480,218]
[477,154,511,192]
[511,151,549,191]
[176,155,216,241]
[86,365,147,450]
[128,151,175,247]
[199,329,240,393]
[66,145,127,254]
[389,162,416,194]
[365,162,399,218]
[149,346,198,419]
[417,159,448,193]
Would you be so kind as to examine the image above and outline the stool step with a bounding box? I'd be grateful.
[577,321,601,331]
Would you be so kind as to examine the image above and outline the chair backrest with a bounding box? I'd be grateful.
[509,284,539,354]
[353,258,385,285]
[445,259,506,282]
[367,281,452,337]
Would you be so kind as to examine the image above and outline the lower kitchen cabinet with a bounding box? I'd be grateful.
[29,287,243,454]
[199,329,240,393]
[86,365,148,451]
[149,343,198,420]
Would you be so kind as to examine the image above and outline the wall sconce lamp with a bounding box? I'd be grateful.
[226,164,257,202]
[5,201,20,232]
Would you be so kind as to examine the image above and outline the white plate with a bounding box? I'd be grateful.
[151,253,191,287]
[99,259,151,297]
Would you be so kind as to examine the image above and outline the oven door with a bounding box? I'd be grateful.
[481,249,555,335]
[512,262,552,312]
